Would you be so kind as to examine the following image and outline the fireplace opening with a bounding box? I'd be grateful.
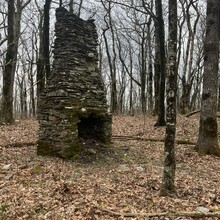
[77,114,105,143]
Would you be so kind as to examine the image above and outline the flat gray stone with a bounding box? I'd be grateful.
[136,166,144,172]
[2,164,12,170]
[196,206,210,214]
[118,164,131,172]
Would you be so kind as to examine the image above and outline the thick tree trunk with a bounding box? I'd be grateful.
[196,0,220,156]
[1,0,15,124]
[154,0,166,126]
[160,0,177,196]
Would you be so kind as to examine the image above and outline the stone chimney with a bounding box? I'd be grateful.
[37,7,112,158]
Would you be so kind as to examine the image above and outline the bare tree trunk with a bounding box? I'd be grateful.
[140,33,147,114]
[118,66,126,114]
[1,0,15,124]
[117,35,138,115]
[179,1,200,114]
[19,76,27,119]
[29,67,36,117]
[102,1,118,114]
[36,0,51,109]
[154,0,166,126]
[44,0,51,80]
[69,0,73,13]
[28,36,36,117]
[147,20,153,112]
[160,0,177,196]
[77,0,83,17]
[23,80,28,118]
[36,11,44,101]
[196,0,220,156]
[218,83,220,111]
[129,44,134,116]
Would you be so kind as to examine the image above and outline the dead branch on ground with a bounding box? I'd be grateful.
[97,206,220,218]
[112,135,196,145]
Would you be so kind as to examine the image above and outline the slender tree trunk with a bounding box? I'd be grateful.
[102,2,118,114]
[147,21,153,112]
[19,77,24,118]
[37,0,51,110]
[129,45,134,116]
[30,73,35,117]
[141,33,147,114]
[69,0,73,13]
[218,84,220,111]
[44,0,51,80]
[19,76,27,119]
[117,36,137,115]
[154,0,166,126]
[36,12,45,101]
[23,81,27,118]
[196,0,220,156]
[154,27,160,115]
[29,55,36,117]
[160,0,177,196]
[179,1,200,114]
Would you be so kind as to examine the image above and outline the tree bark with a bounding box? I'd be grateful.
[154,0,166,126]
[160,0,177,196]
[1,0,15,124]
[147,20,153,112]
[140,32,147,114]
[36,0,51,109]
[36,10,44,101]
[44,0,51,80]
[196,0,220,156]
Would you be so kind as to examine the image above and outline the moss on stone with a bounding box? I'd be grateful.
[37,141,57,157]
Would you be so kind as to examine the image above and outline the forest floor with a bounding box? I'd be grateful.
[0,114,220,219]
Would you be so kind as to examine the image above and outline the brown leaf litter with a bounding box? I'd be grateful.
[0,115,220,219]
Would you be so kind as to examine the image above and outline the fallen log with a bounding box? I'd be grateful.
[112,135,196,145]
[185,110,200,117]
[97,206,220,218]
[185,109,220,118]
[1,136,196,148]
[1,142,36,148]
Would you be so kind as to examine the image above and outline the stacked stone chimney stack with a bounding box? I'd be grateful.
[37,7,112,158]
